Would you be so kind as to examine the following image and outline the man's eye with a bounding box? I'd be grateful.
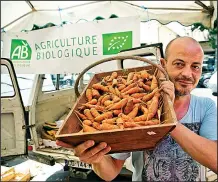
[175,63,183,67]
[192,65,200,70]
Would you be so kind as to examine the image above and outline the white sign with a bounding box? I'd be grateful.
[1,16,140,74]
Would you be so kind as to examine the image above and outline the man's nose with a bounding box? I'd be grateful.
[181,66,192,78]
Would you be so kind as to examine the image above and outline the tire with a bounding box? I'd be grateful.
[203,78,210,88]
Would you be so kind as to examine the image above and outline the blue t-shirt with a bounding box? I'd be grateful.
[111,94,217,181]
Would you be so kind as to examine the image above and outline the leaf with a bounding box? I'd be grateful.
[108,36,128,51]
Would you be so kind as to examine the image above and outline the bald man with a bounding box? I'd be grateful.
[57,37,217,181]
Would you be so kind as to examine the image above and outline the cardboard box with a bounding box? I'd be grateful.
[56,66,177,153]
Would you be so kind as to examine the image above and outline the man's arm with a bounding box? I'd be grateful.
[92,155,125,181]
[170,123,217,173]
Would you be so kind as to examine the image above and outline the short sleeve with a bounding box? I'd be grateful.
[199,98,217,141]
[110,152,131,160]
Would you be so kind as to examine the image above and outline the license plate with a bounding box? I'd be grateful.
[68,160,92,169]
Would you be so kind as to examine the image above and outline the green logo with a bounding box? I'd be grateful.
[102,31,132,55]
[10,39,32,60]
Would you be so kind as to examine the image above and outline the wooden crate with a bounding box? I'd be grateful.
[56,66,177,153]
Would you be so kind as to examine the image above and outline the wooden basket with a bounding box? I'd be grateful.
[56,56,177,153]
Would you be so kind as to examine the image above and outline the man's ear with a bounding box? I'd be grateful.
[160,58,167,68]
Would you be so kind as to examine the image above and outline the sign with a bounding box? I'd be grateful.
[1,17,140,74]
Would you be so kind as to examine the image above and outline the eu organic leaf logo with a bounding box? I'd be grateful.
[102,31,132,55]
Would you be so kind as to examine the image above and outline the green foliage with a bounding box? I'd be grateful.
[191,19,217,49]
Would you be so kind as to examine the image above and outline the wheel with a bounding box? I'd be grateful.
[203,78,210,88]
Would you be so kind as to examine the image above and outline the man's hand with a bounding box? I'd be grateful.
[56,140,111,164]
[159,80,175,103]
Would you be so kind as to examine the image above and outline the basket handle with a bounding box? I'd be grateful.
[74,56,169,98]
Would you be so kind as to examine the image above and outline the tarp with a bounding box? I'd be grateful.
[1,1,216,32]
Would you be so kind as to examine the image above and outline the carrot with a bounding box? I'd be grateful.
[145,80,152,86]
[101,95,111,105]
[138,82,150,92]
[124,87,143,95]
[141,105,148,114]
[108,72,118,82]
[92,122,101,130]
[86,88,92,102]
[127,72,134,84]
[116,117,124,124]
[90,108,100,118]
[94,112,113,122]
[92,89,100,99]
[131,93,147,99]
[150,75,158,91]
[118,84,126,91]
[83,124,97,132]
[132,73,140,81]
[84,109,94,121]
[113,109,122,116]
[112,95,121,103]
[104,75,111,82]
[112,79,118,88]
[121,83,137,93]
[108,85,116,95]
[147,92,160,120]
[104,100,114,106]
[123,122,140,128]
[134,114,148,122]
[118,113,135,122]
[108,98,128,110]
[124,99,134,114]
[121,78,127,85]
[142,87,158,102]
[102,118,117,124]
[127,104,139,118]
[83,120,93,126]
[82,103,105,111]
[115,87,121,97]
[96,95,104,106]
[140,70,150,79]
[126,80,133,85]
[92,83,108,92]
[136,119,160,126]
[74,110,87,120]
[100,123,119,130]
[88,99,98,105]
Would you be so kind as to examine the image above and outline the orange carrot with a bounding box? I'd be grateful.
[140,70,150,79]
[74,110,87,120]
[121,78,127,85]
[142,87,158,102]
[145,80,152,86]
[138,82,150,92]
[116,117,124,124]
[134,114,148,122]
[147,92,160,120]
[86,88,92,102]
[100,123,119,130]
[113,109,122,116]
[108,72,118,82]
[92,83,108,92]
[121,83,137,93]
[124,87,143,95]
[83,124,97,132]
[88,99,98,105]
[108,85,116,95]
[141,105,148,114]
[112,95,121,103]
[84,109,94,121]
[82,104,105,111]
[123,122,140,128]
[150,75,158,91]
[112,79,118,88]
[96,95,104,106]
[124,99,134,114]
[92,89,100,99]
[127,72,134,84]
[118,113,135,122]
[83,120,93,126]
[94,112,113,122]
[127,104,139,118]
[104,100,114,106]
[90,108,100,118]
[101,95,111,105]
[118,84,126,91]
[102,118,117,124]
[131,93,147,99]
[104,75,111,82]
[92,122,101,130]
[108,98,128,110]
[114,87,121,97]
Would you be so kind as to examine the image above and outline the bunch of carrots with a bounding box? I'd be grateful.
[74,69,163,133]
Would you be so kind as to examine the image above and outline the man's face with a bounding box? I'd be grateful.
[163,39,204,96]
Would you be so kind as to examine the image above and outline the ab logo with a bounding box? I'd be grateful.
[102,31,132,55]
[10,39,32,60]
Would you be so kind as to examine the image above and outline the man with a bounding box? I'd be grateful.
[57,37,217,181]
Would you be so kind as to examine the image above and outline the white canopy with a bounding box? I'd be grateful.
[1,1,217,32]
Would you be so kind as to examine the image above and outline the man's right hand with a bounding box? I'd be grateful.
[56,140,111,164]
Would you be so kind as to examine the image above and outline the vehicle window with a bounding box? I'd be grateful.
[43,73,95,91]
[1,65,15,97]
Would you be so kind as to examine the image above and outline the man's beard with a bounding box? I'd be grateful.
[172,75,196,97]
